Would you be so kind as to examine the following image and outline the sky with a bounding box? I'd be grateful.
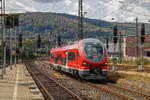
[5,0,150,22]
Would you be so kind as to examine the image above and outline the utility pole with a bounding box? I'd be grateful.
[119,31,122,62]
[9,28,12,70]
[14,28,17,67]
[136,17,139,58]
[0,0,4,78]
[78,0,83,40]
[3,0,6,74]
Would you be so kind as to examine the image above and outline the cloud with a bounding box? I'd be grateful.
[4,0,150,22]
[65,0,71,6]
[5,0,37,13]
[32,0,62,3]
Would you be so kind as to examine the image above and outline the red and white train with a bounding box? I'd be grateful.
[49,38,108,80]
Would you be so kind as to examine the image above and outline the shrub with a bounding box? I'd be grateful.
[135,57,150,65]
[108,58,114,63]
[135,58,141,65]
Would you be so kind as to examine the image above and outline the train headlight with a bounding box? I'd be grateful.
[105,62,108,65]
[101,62,108,66]
[82,61,90,66]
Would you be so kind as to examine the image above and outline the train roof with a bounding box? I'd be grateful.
[51,41,80,52]
[50,38,102,53]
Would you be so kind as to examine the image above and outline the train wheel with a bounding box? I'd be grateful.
[58,66,61,72]
[73,69,75,76]
[75,70,81,80]
[75,70,79,76]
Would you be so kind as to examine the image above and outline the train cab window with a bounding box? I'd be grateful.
[51,53,54,59]
[57,54,62,61]
[82,39,105,63]
[68,52,75,61]
[77,52,80,58]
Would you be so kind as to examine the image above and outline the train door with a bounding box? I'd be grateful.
[75,50,78,68]
[53,53,55,63]
[66,52,68,66]
[76,51,79,68]
[54,53,57,64]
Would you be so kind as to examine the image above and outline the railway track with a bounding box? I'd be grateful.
[87,82,134,100]
[118,81,150,95]
[85,81,150,100]
[40,60,150,100]
[107,83,150,99]
[25,61,83,100]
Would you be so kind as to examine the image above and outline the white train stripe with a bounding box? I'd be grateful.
[50,63,89,71]
[102,69,108,71]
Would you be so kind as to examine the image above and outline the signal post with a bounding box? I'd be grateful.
[139,23,145,71]
[113,25,118,71]
[1,14,19,70]
[37,34,41,59]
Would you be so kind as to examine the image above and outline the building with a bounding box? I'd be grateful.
[124,34,150,59]
[106,43,122,58]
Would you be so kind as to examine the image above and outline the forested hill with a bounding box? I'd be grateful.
[12,12,150,39]
[18,12,113,39]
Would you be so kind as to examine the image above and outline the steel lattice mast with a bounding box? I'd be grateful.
[78,0,83,40]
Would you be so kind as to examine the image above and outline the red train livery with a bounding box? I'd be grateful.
[49,38,108,79]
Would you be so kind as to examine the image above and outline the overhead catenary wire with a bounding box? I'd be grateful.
[102,0,150,22]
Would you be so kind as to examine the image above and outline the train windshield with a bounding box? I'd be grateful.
[82,39,105,63]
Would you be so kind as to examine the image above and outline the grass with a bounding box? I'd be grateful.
[108,58,150,67]
[107,71,150,83]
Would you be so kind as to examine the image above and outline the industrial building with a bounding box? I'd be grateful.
[123,34,150,61]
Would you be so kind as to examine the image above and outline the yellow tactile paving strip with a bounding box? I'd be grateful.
[0,64,32,100]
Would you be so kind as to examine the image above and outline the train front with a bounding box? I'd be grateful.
[79,38,108,80]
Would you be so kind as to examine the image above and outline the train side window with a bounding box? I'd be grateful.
[62,58,66,65]
[57,54,62,61]
[72,52,75,60]
[68,52,75,61]
[55,58,57,64]
[68,52,71,60]
[51,53,54,59]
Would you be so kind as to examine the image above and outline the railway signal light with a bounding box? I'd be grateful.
[19,34,22,47]
[38,35,41,48]
[58,36,61,46]
[3,41,6,47]
[14,16,19,26]
[141,23,145,43]
[5,16,13,28]
[113,25,118,44]
[106,37,109,49]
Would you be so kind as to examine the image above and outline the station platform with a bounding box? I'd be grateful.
[0,63,44,100]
